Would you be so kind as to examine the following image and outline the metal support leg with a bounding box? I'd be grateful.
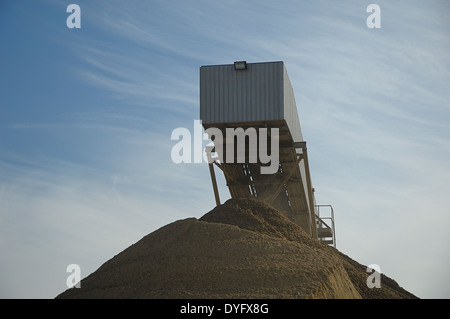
[208,162,221,207]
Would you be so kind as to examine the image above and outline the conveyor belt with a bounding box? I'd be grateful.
[204,120,317,238]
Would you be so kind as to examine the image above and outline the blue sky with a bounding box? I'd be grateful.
[1,0,449,298]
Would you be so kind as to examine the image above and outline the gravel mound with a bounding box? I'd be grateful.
[56,199,417,299]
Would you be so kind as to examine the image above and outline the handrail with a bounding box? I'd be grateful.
[315,205,336,248]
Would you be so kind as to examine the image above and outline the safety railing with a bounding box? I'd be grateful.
[315,205,336,248]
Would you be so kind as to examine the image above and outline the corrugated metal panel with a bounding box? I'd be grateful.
[200,61,284,124]
[200,61,303,143]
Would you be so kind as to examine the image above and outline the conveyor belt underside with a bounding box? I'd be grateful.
[205,121,314,236]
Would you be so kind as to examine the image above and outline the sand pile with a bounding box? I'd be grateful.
[56,199,417,299]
